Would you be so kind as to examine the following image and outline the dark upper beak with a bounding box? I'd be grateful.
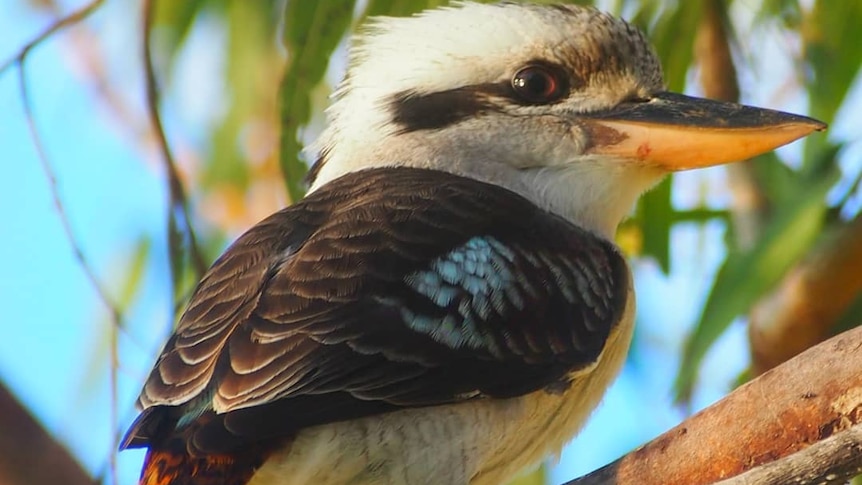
[580,91,826,171]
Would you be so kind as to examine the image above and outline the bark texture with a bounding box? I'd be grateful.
[565,325,862,485]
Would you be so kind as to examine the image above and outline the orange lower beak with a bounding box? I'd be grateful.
[581,92,826,170]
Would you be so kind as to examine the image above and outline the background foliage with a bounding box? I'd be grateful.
[1,0,861,484]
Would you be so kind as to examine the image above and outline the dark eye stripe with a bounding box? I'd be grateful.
[389,87,498,133]
[388,61,577,134]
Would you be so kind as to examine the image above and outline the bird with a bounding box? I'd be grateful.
[121,2,825,484]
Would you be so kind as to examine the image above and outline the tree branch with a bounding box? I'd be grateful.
[0,0,104,76]
[715,424,862,485]
[564,324,862,485]
[141,0,208,294]
[8,4,170,483]
[16,40,123,347]
[0,381,97,485]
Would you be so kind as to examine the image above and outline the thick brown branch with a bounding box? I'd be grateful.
[696,0,738,103]
[141,0,207,285]
[564,324,862,485]
[0,381,97,485]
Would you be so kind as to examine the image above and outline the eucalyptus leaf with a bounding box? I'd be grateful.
[803,0,862,163]
[675,171,836,402]
[153,0,209,63]
[749,151,795,205]
[205,2,280,189]
[279,0,356,202]
[639,177,673,274]
[507,465,547,485]
[363,0,437,18]
[637,2,702,92]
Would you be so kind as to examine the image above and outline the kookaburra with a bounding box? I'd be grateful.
[121,2,824,484]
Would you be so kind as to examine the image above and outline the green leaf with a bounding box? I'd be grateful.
[732,367,752,390]
[804,1,862,125]
[117,237,152,310]
[507,464,547,485]
[803,1,862,165]
[279,0,356,202]
[639,177,673,273]
[630,2,702,92]
[672,208,729,223]
[674,171,836,403]
[205,1,280,190]
[749,151,796,205]
[73,238,151,400]
[362,0,436,18]
[153,0,210,63]
[753,0,802,29]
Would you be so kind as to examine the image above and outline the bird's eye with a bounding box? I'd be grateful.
[511,65,566,104]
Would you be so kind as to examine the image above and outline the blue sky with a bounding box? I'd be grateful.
[3,1,846,484]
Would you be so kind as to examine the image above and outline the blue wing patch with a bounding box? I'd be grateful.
[395,236,576,356]
[402,237,517,354]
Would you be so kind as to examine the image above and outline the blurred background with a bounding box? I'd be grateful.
[1,0,860,484]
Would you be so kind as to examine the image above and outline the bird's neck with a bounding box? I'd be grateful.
[518,160,667,239]
[309,134,665,241]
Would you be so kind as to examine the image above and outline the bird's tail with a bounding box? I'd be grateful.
[139,448,265,485]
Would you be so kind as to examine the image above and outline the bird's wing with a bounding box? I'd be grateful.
[122,167,629,454]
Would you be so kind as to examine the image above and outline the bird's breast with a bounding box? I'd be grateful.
[471,285,636,485]
[248,285,635,485]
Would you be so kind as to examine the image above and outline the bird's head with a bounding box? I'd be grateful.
[308,2,824,238]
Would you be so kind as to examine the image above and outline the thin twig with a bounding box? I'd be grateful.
[18,60,121,485]
[8,3,153,483]
[18,63,123,338]
[0,0,105,77]
[141,0,208,293]
[4,0,146,353]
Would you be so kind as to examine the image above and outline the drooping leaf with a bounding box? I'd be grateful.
[639,177,673,273]
[118,237,152,310]
[673,208,729,223]
[507,465,547,485]
[674,168,837,402]
[206,1,281,190]
[75,237,151,398]
[629,2,702,92]
[748,151,796,206]
[803,1,862,126]
[279,0,356,202]
[362,0,438,18]
[754,0,802,29]
[153,0,211,63]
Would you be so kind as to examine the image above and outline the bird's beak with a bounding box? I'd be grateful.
[581,92,826,171]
